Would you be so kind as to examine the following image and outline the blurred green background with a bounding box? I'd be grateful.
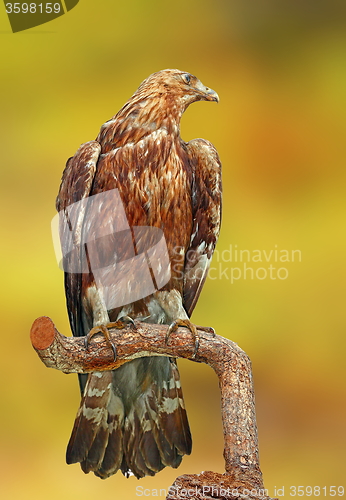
[0,1,345,499]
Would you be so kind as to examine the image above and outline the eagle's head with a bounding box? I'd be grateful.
[137,69,219,110]
[106,70,219,142]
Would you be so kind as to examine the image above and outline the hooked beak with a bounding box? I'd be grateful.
[195,80,219,102]
[204,87,219,102]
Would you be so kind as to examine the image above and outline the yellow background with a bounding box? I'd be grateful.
[0,1,345,499]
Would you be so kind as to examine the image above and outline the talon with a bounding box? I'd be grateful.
[84,324,119,361]
[109,341,117,360]
[107,315,136,330]
[195,325,216,337]
[119,315,136,329]
[166,319,200,359]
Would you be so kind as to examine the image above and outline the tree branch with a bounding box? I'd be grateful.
[30,316,275,500]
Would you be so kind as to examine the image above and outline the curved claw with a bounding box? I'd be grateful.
[165,324,175,345]
[109,342,117,360]
[118,315,137,329]
[84,324,118,361]
[107,316,137,331]
[191,336,199,359]
[166,319,200,359]
[195,325,216,337]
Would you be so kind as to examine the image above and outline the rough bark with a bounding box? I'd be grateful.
[30,316,276,500]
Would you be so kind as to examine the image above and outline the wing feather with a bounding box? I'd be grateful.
[56,141,101,338]
[183,139,222,316]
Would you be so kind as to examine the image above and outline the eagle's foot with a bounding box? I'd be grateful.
[166,319,200,359]
[84,317,136,360]
[84,324,118,360]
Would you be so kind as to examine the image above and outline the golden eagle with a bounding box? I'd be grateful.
[56,69,221,479]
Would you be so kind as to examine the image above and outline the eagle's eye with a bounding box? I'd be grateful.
[182,74,191,85]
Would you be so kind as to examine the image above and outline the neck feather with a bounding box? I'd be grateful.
[97,92,184,151]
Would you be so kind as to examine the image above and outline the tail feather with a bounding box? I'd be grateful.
[123,409,163,477]
[80,419,109,473]
[158,361,191,456]
[144,379,187,468]
[139,428,163,471]
[66,371,113,465]
[66,357,191,479]
[95,408,124,478]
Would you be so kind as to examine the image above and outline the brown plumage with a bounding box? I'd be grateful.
[56,69,222,479]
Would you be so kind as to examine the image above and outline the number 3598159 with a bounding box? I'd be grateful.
[290,486,344,496]
[5,3,61,13]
